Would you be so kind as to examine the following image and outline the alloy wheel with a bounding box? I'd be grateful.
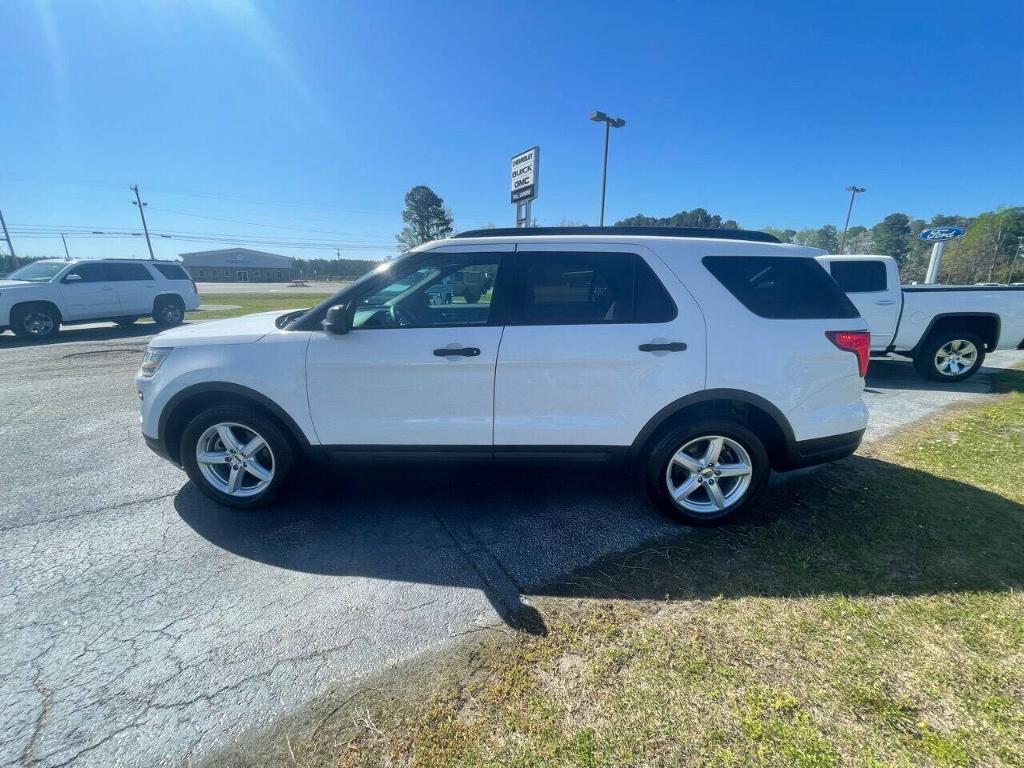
[162,304,183,323]
[196,422,275,498]
[934,339,978,377]
[23,311,55,337]
[664,435,753,515]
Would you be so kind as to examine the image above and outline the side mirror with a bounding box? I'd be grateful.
[63,273,82,283]
[322,302,354,335]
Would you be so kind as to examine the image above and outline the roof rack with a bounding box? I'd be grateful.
[453,226,781,244]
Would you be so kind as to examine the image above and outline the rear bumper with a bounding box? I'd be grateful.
[783,428,864,470]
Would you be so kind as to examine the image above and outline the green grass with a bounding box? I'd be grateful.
[187,292,334,320]
[210,368,1024,768]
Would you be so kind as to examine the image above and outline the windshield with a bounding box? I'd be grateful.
[7,261,67,282]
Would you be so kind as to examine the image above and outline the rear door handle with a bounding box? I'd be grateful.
[874,300,897,305]
[639,342,687,352]
[433,347,481,357]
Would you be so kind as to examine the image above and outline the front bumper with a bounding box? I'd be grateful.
[143,433,176,465]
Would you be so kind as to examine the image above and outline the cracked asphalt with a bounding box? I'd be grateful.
[1,322,1019,767]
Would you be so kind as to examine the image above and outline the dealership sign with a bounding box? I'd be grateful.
[918,226,965,241]
[510,146,539,204]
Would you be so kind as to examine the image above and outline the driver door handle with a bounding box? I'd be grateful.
[874,300,897,305]
[639,342,687,352]
[433,347,481,357]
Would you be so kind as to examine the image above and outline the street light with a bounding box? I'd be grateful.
[590,110,626,226]
[839,185,866,254]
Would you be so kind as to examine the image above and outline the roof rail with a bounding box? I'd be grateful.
[453,226,781,244]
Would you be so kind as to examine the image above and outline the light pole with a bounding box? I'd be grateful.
[839,185,866,254]
[60,233,71,259]
[590,110,625,226]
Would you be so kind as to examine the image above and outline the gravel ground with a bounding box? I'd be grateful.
[1,324,1019,767]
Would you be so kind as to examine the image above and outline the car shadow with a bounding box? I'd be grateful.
[864,356,1011,393]
[174,454,1024,636]
[0,322,165,347]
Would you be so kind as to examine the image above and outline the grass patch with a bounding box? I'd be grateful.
[187,292,333,320]
[210,368,1024,768]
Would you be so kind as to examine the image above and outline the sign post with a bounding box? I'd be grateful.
[510,146,539,227]
[919,226,965,284]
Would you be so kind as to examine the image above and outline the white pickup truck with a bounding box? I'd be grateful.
[816,254,1024,382]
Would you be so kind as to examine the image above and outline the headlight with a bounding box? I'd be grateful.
[139,348,171,378]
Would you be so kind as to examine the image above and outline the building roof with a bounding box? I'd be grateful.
[179,248,294,269]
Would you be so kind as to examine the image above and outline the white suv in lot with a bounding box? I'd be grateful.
[137,228,870,524]
[0,258,200,340]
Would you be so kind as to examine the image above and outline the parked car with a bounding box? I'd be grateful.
[137,227,870,524]
[0,258,200,340]
[816,255,1024,382]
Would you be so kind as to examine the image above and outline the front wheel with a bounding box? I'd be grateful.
[180,406,293,508]
[644,419,770,525]
[914,330,985,382]
[11,304,61,341]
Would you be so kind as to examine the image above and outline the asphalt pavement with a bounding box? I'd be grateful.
[0,324,1019,767]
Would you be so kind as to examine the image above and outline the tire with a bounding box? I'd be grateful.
[914,330,986,383]
[153,296,185,327]
[180,406,294,509]
[114,317,139,327]
[644,418,770,525]
[10,303,61,341]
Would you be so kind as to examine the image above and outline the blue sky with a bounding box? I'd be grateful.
[2,0,1021,262]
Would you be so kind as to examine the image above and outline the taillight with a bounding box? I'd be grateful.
[826,330,871,377]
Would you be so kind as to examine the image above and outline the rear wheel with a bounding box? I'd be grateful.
[181,406,293,508]
[153,296,185,327]
[11,304,61,341]
[914,330,985,382]
[644,419,770,525]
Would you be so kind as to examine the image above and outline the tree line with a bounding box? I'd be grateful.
[617,206,1024,284]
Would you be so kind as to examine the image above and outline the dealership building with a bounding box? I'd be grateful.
[180,248,295,282]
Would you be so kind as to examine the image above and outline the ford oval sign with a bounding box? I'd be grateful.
[918,226,965,241]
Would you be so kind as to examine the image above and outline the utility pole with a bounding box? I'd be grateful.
[1009,236,1023,284]
[61,233,71,259]
[0,207,16,259]
[839,186,866,254]
[131,184,156,260]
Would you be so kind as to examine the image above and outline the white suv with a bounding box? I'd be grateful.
[137,228,869,524]
[0,258,200,340]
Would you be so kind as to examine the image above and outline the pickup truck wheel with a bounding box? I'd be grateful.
[11,304,61,341]
[181,406,293,509]
[915,331,985,382]
[153,297,185,327]
[644,419,770,525]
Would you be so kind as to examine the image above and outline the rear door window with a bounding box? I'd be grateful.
[703,256,859,319]
[106,263,154,281]
[829,260,887,293]
[512,252,676,325]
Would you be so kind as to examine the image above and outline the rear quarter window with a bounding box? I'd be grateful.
[703,256,859,319]
[152,263,190,281]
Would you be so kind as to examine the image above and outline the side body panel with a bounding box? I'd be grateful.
[895,287,1024,351]
[661,242,868,442]
[492,243,707,446]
